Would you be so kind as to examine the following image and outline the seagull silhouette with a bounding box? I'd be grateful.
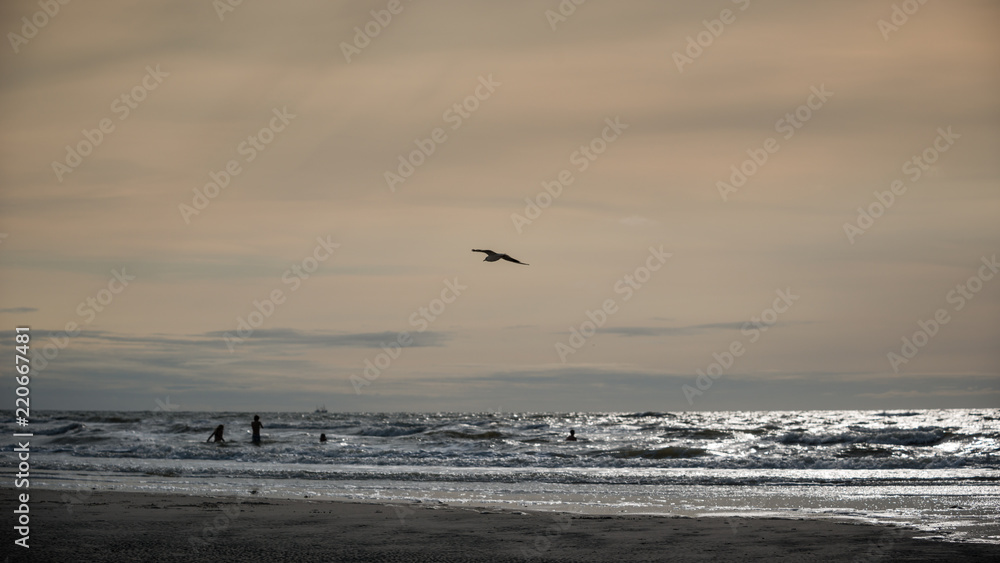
[472,249,529,265]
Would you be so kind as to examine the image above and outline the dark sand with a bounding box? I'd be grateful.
[3,489,998,562]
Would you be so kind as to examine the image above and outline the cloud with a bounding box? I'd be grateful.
[0,307,38,314]
[1,0,997,412]
[201,328,449,348]
[602,322,746,337]
[619,215,657,227]
[857,388,998,399]
[13,328,450,353]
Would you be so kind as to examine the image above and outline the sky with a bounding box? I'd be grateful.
[0,0,997,413]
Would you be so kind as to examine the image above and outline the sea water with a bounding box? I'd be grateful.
[5,408,998,543]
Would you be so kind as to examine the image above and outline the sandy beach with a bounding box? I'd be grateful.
[3,489,997,562]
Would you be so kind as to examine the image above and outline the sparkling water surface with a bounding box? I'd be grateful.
[7,408,998,543]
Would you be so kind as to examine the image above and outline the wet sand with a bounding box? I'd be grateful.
[4,488,998,562]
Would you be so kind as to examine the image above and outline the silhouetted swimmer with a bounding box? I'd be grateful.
[565,429,577,441]
[251,415,263,445]
[207,424,225,443]
[319,433,327,442]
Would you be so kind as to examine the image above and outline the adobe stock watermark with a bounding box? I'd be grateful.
[175,497,247,556]
[213,0,247,22]
[384,74,500,192]
[51,65,169,183]
[179,107,296,224]
[223,236,340,352]
[672,0,751,73]
[520,512,573,559]
[842,126,958,244]
[512,117,628,233]
[856,525,906,563]
[716,84,832,202]
[153,396,180,412]
[877,0,930,41]
[372,487,416,523]
[683,288,799,404]
[31,268,137,372]
[61,478,98,515]
[887,254,997,373]
[340,0,414,62]
[544,0,588,31]
[7,0,72,54]
[556,245,671,363]
[350,277,467,394]
[385,503,415,524]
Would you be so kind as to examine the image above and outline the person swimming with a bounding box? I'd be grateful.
[319,433,327,442]
[207,424,225,443]
[565,429,577,441]
[251,415,263,445]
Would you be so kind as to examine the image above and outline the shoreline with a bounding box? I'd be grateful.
[4,488,998,562]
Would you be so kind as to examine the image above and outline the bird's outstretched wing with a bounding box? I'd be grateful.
[501,254,529,265]
[472,248,528,265]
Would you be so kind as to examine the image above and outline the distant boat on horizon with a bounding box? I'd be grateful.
[314,405,327,414]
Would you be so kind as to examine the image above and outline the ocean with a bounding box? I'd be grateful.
[7,408,999,544]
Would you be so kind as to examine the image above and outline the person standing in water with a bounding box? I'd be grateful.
[251,415,263,445]
[565,429,577,441]
[207,424,225,443]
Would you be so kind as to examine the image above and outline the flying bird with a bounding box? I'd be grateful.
[472,249,529,265]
